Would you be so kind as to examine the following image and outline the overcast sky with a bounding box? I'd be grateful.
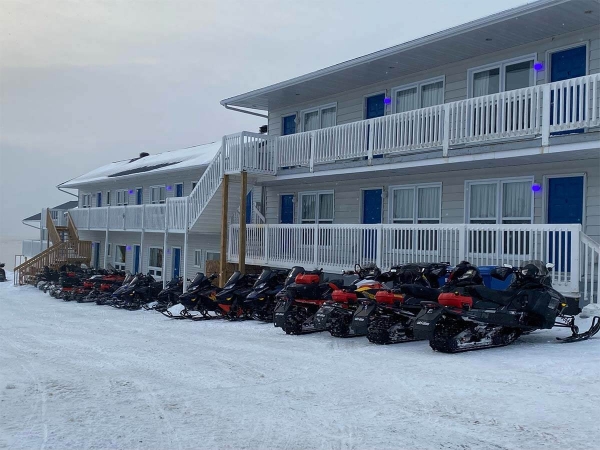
[0,0,529,238]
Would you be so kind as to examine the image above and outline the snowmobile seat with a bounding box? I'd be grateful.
[468,285,516,306]
[399,284,441,302]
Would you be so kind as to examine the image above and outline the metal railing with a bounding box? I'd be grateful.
[228,223,594,300]
[21,240,48,258]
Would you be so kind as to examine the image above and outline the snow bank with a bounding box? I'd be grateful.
[580,303,600,318]
[1,280,599,450]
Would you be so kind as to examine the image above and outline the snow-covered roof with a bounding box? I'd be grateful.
[59,141,221,188]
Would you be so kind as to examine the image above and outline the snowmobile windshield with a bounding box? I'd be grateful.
[189,273,207,288]
[285,267,304,286]
[254,269,273,287]
[224,271,242,288]
[128,275,141,287]
[520,260,548,277]
[122,273,134,284]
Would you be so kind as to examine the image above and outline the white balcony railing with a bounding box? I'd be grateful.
[21,240,48,258]
[274,74,599,171]
[69,203,173,233]
[228,223,596,300]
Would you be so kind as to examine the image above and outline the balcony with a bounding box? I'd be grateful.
[21,240,48,258]
[268,74,599,173]
[69,203,185,233]
[228,223,600,302]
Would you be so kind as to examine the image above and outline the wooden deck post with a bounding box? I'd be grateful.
[239,171,247,274]
[219,174,229,288]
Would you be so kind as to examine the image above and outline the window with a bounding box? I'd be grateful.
[114,245,126,270]
[192,181,197,191]
[81,193,91,208]
[389,184,441,224]
[107,244,111,257]
[467,178,533,224]
[301,104,337,132]
[467,178,533,255]
[206,251,220,261]
[468,55,535,97]
[300,191,334,223]
[282,114,297,135]
[150,186,166,204]
[175,183,184,198]
[194,250,203,267]
[106,191,111,206]
[148,247,163,278]
[116,190,129,206]
[393,77,445,113]
[135,187,143,205]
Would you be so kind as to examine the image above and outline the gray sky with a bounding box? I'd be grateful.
[0,0,528,238]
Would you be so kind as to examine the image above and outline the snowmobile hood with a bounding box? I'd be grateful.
[224,271,242,288]
[188,273,207,289]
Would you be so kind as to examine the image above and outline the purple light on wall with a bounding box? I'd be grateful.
[128,189,134,195]
[166,249,171,255]
[383,97,392,105]
[166,185,173,191]
[533,62,544,72]
[126,245,132,251]
[531,183,542,192]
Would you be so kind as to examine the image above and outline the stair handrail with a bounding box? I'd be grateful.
[67,212,80,241]
[47,208,62,246]
[188,147,224,228]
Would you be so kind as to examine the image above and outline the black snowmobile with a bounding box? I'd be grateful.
[366,262,470,345]
[214,271,259,320]
[98,272,134,305]
[244,267,292,322]
[314,264,395,337]
[143,276,184,312]
[0,263,6,282]
[413,260,600,353]
[163,273,220,319]
[274,268,345,335]
[117,273,163,310]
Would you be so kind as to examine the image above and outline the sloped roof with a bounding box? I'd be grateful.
[22,201,80,222]
[23,212,41,222]
[59,141,221,188]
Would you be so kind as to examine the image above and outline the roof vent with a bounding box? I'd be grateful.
[139,152,150,158]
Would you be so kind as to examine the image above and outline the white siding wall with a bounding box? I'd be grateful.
[268,27,600,136]
[263,157,600,242]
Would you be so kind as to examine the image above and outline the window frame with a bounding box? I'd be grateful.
[300,103,337,132]
[150,185,166,204]
[81,193,91,209]
[193,249,203,268]
[114,244,127,270]
[465,176,535,224]
[106,190,111,206]
[116,189,129,206]
[299,190,334,224]
[107,243,111,258]
[147,246,163,278]
[206,251,220,261]
[467,53,537,98]
[388,183,442,224]
[391,76,445,114]
[174,182,184,198]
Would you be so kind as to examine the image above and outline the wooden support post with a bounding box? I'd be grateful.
[219,174,230,288]
[239,171,248,274]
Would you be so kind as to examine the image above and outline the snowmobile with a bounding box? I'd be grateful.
[214,271,259,320]
[314,264,394,337]
[367,262,473,345]
[76,271,126,303]
[274,268,345,335]
[413,260,600,353]
[244,267,292,322]
[162,273,220,319]
[0,263,6,282]
[97,272,134,305]
[112,273,162,310]
[143,276,184,311]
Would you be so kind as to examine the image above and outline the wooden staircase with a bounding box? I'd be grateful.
[14,210,92,285]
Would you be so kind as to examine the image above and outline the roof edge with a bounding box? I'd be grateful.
[220,0,567,109]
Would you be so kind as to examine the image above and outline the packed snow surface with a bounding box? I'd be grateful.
[1,276,599,450]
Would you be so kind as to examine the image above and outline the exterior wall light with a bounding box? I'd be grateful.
[533,62,544,72]
[532,183,542,192]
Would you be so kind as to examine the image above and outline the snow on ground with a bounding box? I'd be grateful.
[1,274,599,450]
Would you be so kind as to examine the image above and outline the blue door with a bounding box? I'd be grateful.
[550,46,586,134]
[136,188,143,205]
[548,176,584,272]
[96,193,102,207]
[362,189,382,260]
[172,248,181,279]
[366,94,385,119]
[280,195,294,224]
[175,184,183,197]
[93,242,100,268]
[245,190,253,224]
[282,115,296,136]
[133,245,140,274]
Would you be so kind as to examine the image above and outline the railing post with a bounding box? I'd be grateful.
[221,136,226,175]
[541,83,551,147]
[313,223,319,268]
[182,199,189,292]
[458,225,467,264]
[87,208,91,231]
[264,224,270,265]
[443,104,450,157]
[104,207,109,268]
[238,133,244,172]
[163,200,169,288]
[570,225,581,298]
[376,224,383,269]
[309,131,315,173]
[272,137,278,175]
[140,204,145,276]
[367,119,374,165]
